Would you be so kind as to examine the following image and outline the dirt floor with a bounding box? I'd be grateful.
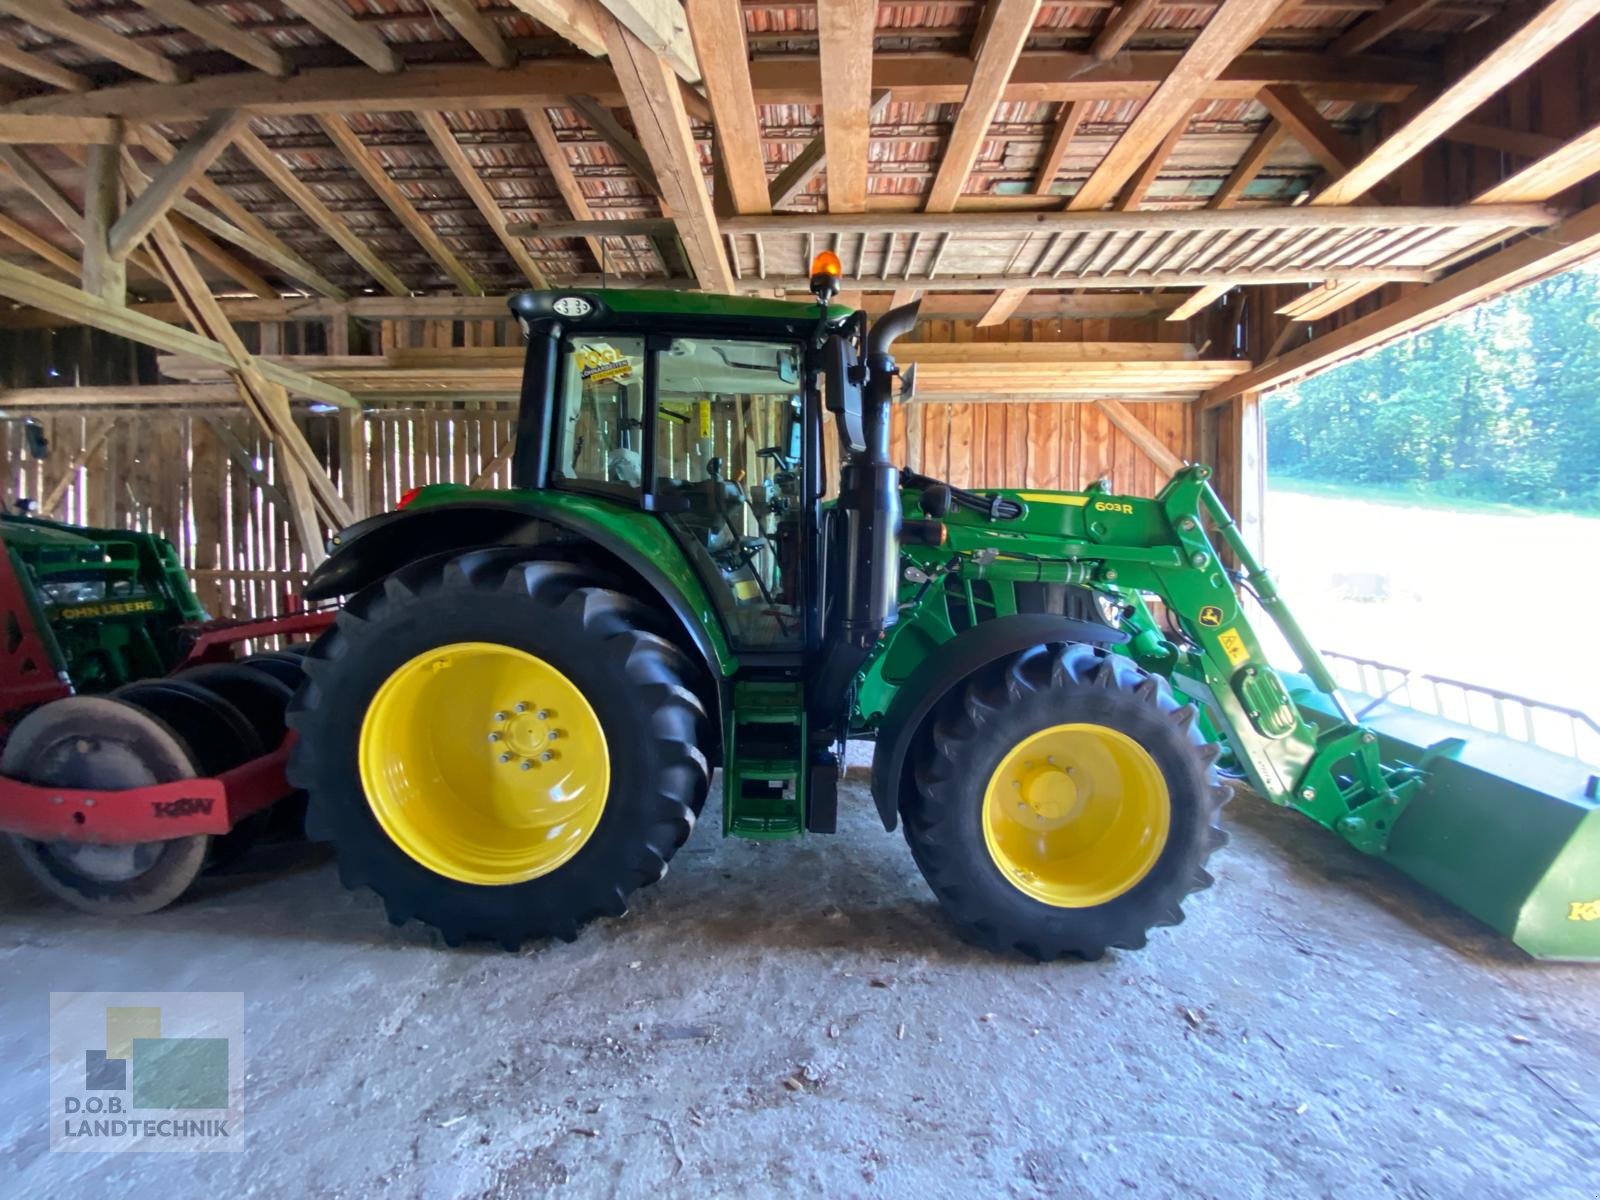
[1,764,1596,1200]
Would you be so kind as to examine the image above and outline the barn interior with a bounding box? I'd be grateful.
[0,1,1597,1194]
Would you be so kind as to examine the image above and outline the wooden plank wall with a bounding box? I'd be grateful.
[0,314,1197,620]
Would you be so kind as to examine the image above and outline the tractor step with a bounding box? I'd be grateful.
[722,680,807,840]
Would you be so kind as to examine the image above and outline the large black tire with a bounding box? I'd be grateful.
[902,642,1229,961]
[287,550,711,949]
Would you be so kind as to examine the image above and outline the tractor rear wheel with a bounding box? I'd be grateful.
[902,642,1228,961]
[288,551,710,949]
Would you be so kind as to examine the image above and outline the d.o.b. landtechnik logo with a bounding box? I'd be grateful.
[49,992,243,1152]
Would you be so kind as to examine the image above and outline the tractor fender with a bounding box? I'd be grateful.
[303,501,723,686]
[868,614,1129,832]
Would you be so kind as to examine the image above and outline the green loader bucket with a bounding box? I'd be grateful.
[1289,685,1600,962]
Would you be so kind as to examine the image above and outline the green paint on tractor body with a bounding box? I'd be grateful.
[0,512,204,692]
[337,287,1597,962]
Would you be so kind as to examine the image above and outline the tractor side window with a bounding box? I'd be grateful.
[653,338,805,649]
[553,335,648,493]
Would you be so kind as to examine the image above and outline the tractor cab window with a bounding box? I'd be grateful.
[553,335,648,493]
[653,337,806,649]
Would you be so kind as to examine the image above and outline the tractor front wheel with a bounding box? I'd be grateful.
[288,551,710,949]
[903,643,1229,960]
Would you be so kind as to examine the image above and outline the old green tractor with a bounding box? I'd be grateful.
[289,268,1598,961]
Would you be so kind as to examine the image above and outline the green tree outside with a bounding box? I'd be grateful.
[1265,264,1600,513]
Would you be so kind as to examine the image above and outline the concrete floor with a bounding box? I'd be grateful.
[1,767,1596,1200]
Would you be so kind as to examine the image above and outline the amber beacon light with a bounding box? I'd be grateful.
[809,249,843,304]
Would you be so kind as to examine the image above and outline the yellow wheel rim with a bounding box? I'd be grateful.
[358,641,609,885]
[981,722,1170,908]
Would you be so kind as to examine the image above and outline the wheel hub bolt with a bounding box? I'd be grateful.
[540,751,554,762]
[536,710,549,721]
[520,759,534,771]
[493,711,508,722]
[547,730,558,741]
[488,732,501,742]
[514,702,528,713]
[498,753,512,764]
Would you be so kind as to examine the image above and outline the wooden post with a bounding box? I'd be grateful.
[80,141,125,303]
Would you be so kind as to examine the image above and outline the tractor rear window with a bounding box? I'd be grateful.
[553,335,648,491]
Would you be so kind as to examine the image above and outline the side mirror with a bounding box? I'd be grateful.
[899,361,916,405]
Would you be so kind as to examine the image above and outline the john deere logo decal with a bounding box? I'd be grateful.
[1570,899,1600,921]
[1198,606,1223,627]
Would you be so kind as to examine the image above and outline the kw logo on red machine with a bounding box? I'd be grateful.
[1198,605,1224,628]
[57,598,160,620]
[152,798,215,820]
[1569,899,1600,922]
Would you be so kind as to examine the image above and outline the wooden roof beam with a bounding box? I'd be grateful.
[418,110,548,287]
[768,89,890,210]
[1206,196,1600,405]
[234,129,411,296]
[924,0,1042,214]
[0,40,89,93]
[595,0,701,84]
[129,0,291,77]
[1329,0,1443,56]
[0,114,119,144]
[818,0,875,213]
[1314,0,1600,207]
[1089,0,1164,60]
[565,94,662,199]
[505,0,608,56]
[599,9,732,290]
[429,0,517,69]
[521,104,607,271]
[110,109,244,261]
[279,0,403,74]
[1475,120,1600,205]
[316,114,483,296]
[136,126,346,299]
[1259,84,1367,180]
[686,0,769,214]
[1070,0,1290,212]
[0,210,77,276]
[1032,99,1086,194]
[0,0,187,84]
[1,53,1427,122]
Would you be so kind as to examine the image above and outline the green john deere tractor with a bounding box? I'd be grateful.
[289,268,1599,961]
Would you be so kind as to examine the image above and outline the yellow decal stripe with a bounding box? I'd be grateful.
[1015,492,1089,506]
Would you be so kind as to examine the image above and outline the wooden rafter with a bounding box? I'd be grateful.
[429,0,516,69]
[1313,0,1600,207]
[505,0,607,56]
[595,0,701,84]
[316,114,484,296]
[135,127,346,300]
[169,212,275,298]
[1475,121,1600,205]
[0,0,187,84]
[1207,196,1600,405]
[0,38,89,93]
[817,0,876,213]
[110,109,244,261]
[0,210,77,275]
[1032,100,1087,194]
[1329,0,1443,56]
[769,89,891,211]
[925,0,1041,214]
[418,110,549,287]
[1089,0,1164,60]
[3,53,1427,123]
[0,115,119,145]
[521,104,608,272]
[1071,0,1288,212]
[279,0,403,74]
[599,10,733,291]
[1259,85,1366,180]
[128,0,291,77]
[686,0,769,214]
[234,129,411,297]
[565,94,662,198]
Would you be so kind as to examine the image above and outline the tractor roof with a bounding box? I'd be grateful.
[508,288,853,332]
